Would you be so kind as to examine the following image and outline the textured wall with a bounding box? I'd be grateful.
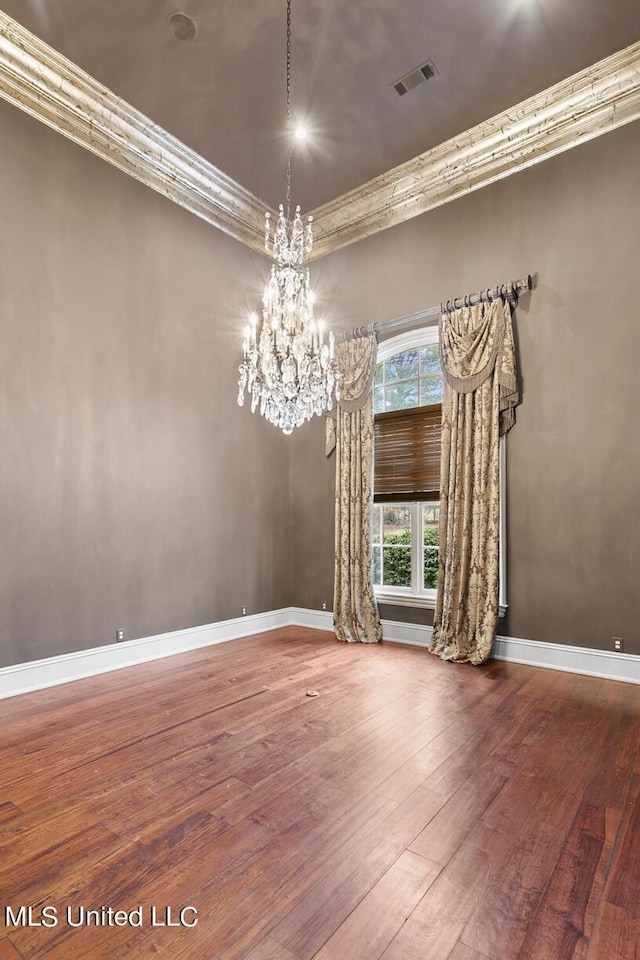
[291,120,640,655]
[2,94,638,671]
[0,100,291,669]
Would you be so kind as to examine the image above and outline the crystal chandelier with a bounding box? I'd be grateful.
[237,0,340,435]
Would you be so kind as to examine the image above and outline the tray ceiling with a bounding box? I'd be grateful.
[1,0,639,211]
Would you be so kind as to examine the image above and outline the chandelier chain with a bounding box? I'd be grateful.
[285,0,292,219]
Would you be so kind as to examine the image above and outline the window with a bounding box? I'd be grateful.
[372,502,440,596]
[374,337,442,412]
[372,329,443,608]
[372,327,507,613]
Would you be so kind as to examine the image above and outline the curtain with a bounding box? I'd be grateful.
[431,298,519,664]
[332,335,382,644]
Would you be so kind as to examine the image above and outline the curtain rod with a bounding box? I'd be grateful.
[343,274,532,341]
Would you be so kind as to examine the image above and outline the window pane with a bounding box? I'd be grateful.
[385,380,419,410]
[383,504,410,535]
[374,385,384,414]
[423,504,440,589]
[382,504,411,587]
[383,546,411,586]
[420,373,443,406]
[375,362,384,386]
[424,547,439,589]
[423,503,439,526]
[420,343,441,375]
[385,349,418,382]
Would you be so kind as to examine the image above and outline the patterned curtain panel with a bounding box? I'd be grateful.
[432,298,519,664]
[333,335,383,644]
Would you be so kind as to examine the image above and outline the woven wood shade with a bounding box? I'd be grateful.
[374,403,441,502]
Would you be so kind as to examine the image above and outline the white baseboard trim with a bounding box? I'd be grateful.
[0,608,292,701]
[372,617,640,685]
[1,607,638,700]
[289,607,334,632]
[377,618,639,684]
[492,634,640,685]
[290,607,435,648]
[378,620,640,685]
[381,618,434,648]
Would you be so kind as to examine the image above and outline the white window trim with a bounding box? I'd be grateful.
[377,325,439,362]
[373,327,508,617]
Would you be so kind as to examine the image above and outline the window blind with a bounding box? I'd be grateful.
[374,403,441,502]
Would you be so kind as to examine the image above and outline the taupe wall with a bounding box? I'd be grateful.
[292,120,640,655]
[2,95,638,672]
[0,101,291,669]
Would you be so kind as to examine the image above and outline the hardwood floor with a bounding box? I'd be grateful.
[1,628,639,960]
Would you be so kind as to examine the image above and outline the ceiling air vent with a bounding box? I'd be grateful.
[393,60,437,96]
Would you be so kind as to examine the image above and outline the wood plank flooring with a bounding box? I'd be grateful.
[0,627,639,960]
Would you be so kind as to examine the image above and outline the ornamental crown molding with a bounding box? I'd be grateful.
[1,12,639,260]
[308,40,640,260]
[0,11,270,254]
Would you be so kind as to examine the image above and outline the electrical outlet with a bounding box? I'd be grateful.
[242,607,247,616]
[613,637,624,652]
[322,601,327,611]
[116,628,125,642]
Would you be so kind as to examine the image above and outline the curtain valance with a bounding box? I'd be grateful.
[336,335,378,412]
[326,333,377,456]
[439,298,518,435]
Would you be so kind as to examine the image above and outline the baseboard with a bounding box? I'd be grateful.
[378,619,639,684]
[0,608,292,701]
[289,607,335,632]
[381,618,434,648]
[492,634,640,685]
[290,607,434,647]
[1,607,637,700]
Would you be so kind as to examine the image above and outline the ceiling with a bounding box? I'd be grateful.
[1,0,639,213]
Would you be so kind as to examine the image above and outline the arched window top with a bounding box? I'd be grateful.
[374,326,442,415]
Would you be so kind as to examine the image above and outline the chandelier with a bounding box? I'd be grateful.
[237,0,340,435]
